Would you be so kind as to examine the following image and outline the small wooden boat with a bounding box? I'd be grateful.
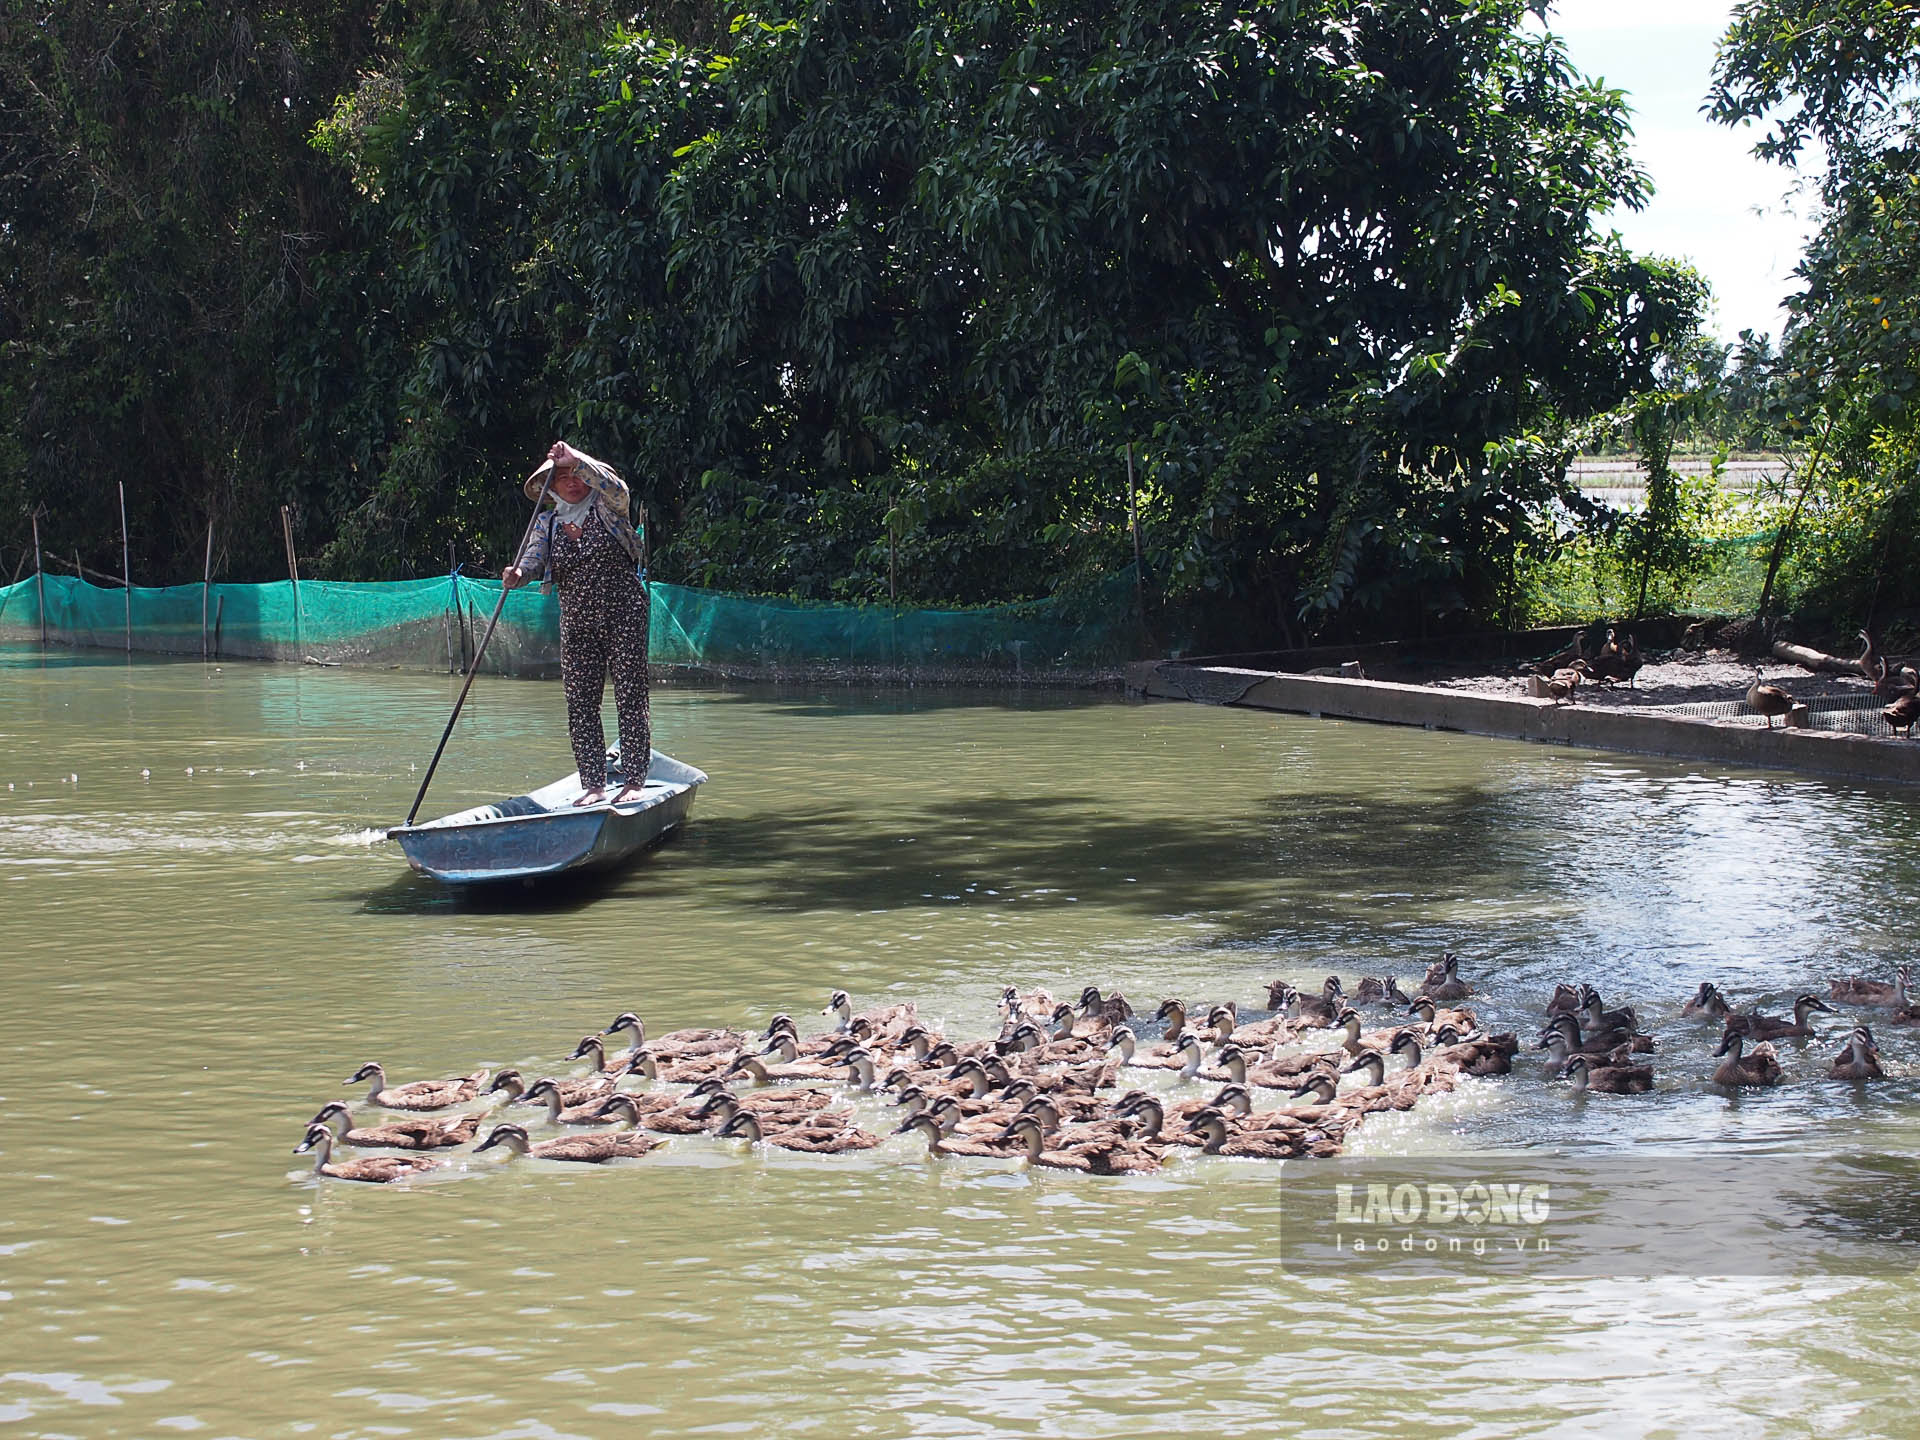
[387,750,705,886]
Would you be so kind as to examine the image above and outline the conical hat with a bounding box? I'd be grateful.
[522,459,559,503]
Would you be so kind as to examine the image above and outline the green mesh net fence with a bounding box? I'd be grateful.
[1521,531,1777,626]
[0,572,1134,676]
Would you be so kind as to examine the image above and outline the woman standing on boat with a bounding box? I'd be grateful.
[501,440,650,807]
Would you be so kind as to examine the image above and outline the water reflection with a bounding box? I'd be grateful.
[0,654,1916,1437]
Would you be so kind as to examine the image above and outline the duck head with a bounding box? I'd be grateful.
[1334,1008,1364,1051]
[1184,1107,1231,1152]
[606,1012,646,1047]
[474,1124,532,1157]
[1343,1050,1386,1086]
[996,1113,1048,1159]
[570,1035,607,1069]
[1018,1095,1062,1133]
[1210,1084,1253,1117]
[894,1112,944,1146]
[293,1123,336,1160]
[691,1088,741,1125]
[524,1078,566,1121]
[1290,1073,1337,1105]
[1792,994,1835,1024]
[594,1094,642,1126]
[308,1102,352,1135]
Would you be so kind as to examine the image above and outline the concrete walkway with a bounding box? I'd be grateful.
[1128,662,1920,788]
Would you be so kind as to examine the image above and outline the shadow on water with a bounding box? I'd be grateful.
[661,683,1126,719]
[342,780,1567,927]
[349,848,681,916]
[661,784,1542,921]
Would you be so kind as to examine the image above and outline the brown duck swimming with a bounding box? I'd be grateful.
[1710,1032,1783,1088]
[345,1062,487,1112]
[475,1120,658,1163]
[306,1103,478,1152]
[1560,1055,1653,1095]
[1725,994,1832,1041]
[295,1124,447,1182]
[1828,1027,1885,1082]
[1828,964,1912,1009]
[719,1109,881,1153]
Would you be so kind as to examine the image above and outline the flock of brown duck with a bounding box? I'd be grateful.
[292,955,1915,1183]
[1535,625,1920,736]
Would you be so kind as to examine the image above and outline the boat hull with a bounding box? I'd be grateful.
[387,751,705,886]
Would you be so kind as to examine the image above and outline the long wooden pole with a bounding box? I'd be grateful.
[32,511,47,646]
[201,521,214,661]
[118,481,131,654]
[404,467,554,826]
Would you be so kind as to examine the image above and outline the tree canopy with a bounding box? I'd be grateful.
[3,0,1706,648]
[1709,0,1920,624]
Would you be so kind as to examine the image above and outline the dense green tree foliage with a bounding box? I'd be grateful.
[1710,0,1920,625]
[4,0,1706,646]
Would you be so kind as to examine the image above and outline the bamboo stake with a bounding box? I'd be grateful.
[32,511,46,647]
[1125,442,1145,635]
[446,542,458,676]
[119,481,131,653]
[201,521,214,661]
[280,504,303,661]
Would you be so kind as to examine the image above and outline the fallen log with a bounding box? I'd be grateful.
[1772,638,1873,678]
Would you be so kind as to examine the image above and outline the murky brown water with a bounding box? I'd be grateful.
[2,645,1917,1438]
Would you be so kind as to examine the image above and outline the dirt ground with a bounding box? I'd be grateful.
[1391,646,1895,712]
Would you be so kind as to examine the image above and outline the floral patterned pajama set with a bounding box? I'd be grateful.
[515,452,649,793]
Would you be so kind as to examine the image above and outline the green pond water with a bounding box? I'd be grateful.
[1,645,1917,1439]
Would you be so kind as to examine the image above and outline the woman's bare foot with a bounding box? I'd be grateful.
[610,781,648,806]
[574,787,608,807]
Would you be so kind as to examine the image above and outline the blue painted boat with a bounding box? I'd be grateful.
[387,749,705,886]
